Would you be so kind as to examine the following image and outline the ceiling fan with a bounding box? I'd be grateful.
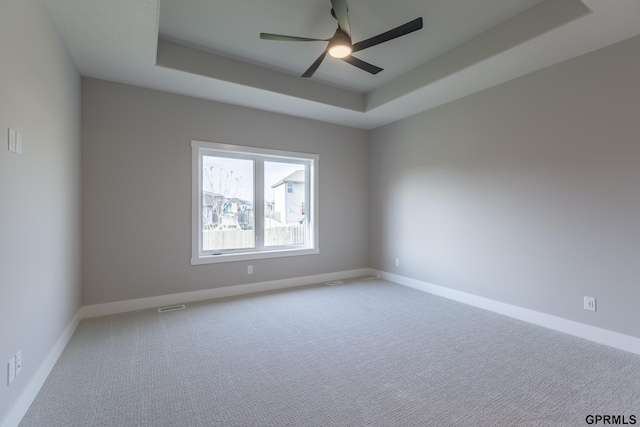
[260,0,423,78]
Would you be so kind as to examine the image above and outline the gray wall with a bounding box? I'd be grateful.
[81,78,369,305]
[370,34,640,338]
[0,0,81,422]
[2,4,639,422]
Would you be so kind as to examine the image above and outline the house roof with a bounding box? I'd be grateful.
[271,170,305,188]
[203,191,251,207]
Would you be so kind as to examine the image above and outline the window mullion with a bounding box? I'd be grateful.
[305,161,312,246]
[254,159,265,250]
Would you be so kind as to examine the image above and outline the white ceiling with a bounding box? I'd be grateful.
[159,0,545,93]
[42,0,640,129]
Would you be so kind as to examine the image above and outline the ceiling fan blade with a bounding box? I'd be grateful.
[352,17,423,53]
[260,33,327,42]
[302,49,328,78]
[340,55,383,74]
[330,0,351,39]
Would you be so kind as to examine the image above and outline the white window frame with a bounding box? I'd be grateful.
[191,140,319,265]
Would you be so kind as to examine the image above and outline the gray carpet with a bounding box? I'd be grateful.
[20,278,640,426]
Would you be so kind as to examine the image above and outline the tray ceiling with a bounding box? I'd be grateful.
[42,0,640,129]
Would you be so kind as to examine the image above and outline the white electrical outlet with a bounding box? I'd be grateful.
[15,132,22,155]
[247,265,253,274]
[7,357,16,385]
[584,296,596,312]
[8,128,16,152]
[395,258,400,267]
[15,350,22,375]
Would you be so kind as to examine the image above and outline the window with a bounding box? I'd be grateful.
[192,140,318,264]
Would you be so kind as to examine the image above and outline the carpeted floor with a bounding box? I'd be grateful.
[20,278,640,426]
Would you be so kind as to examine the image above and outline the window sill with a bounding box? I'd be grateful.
[191,247,319,265]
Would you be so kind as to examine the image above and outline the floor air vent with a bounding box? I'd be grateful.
[325,280,344,286]
[158,304,186,313]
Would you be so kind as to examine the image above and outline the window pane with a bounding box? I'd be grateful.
[264,161,307,247]
[192,140,318,264]
[202,156,254,251]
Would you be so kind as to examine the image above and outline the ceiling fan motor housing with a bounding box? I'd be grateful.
[328,29,352,58]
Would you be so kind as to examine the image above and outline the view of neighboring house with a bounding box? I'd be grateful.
[227,197,253,229]
[202,169,305,232]
[202,191,253,230]
[202,192,223,229]
[270,170,306,224]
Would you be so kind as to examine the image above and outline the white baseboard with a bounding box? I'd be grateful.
[1,309,83,427]
[2,269,371,426]
[9,268,635,427]
[374,270,640,356]
[82,268,372,318]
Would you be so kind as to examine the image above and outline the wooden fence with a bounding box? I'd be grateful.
[203,224,306,250]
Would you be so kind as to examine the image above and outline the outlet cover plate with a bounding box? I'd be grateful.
[7,357,16,385]
[584,296,596,312]
[15,350,22,375]
[8,128,16,152]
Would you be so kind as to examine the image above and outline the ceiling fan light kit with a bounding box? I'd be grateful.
[327,30,352,58]
[259,0,423,78]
